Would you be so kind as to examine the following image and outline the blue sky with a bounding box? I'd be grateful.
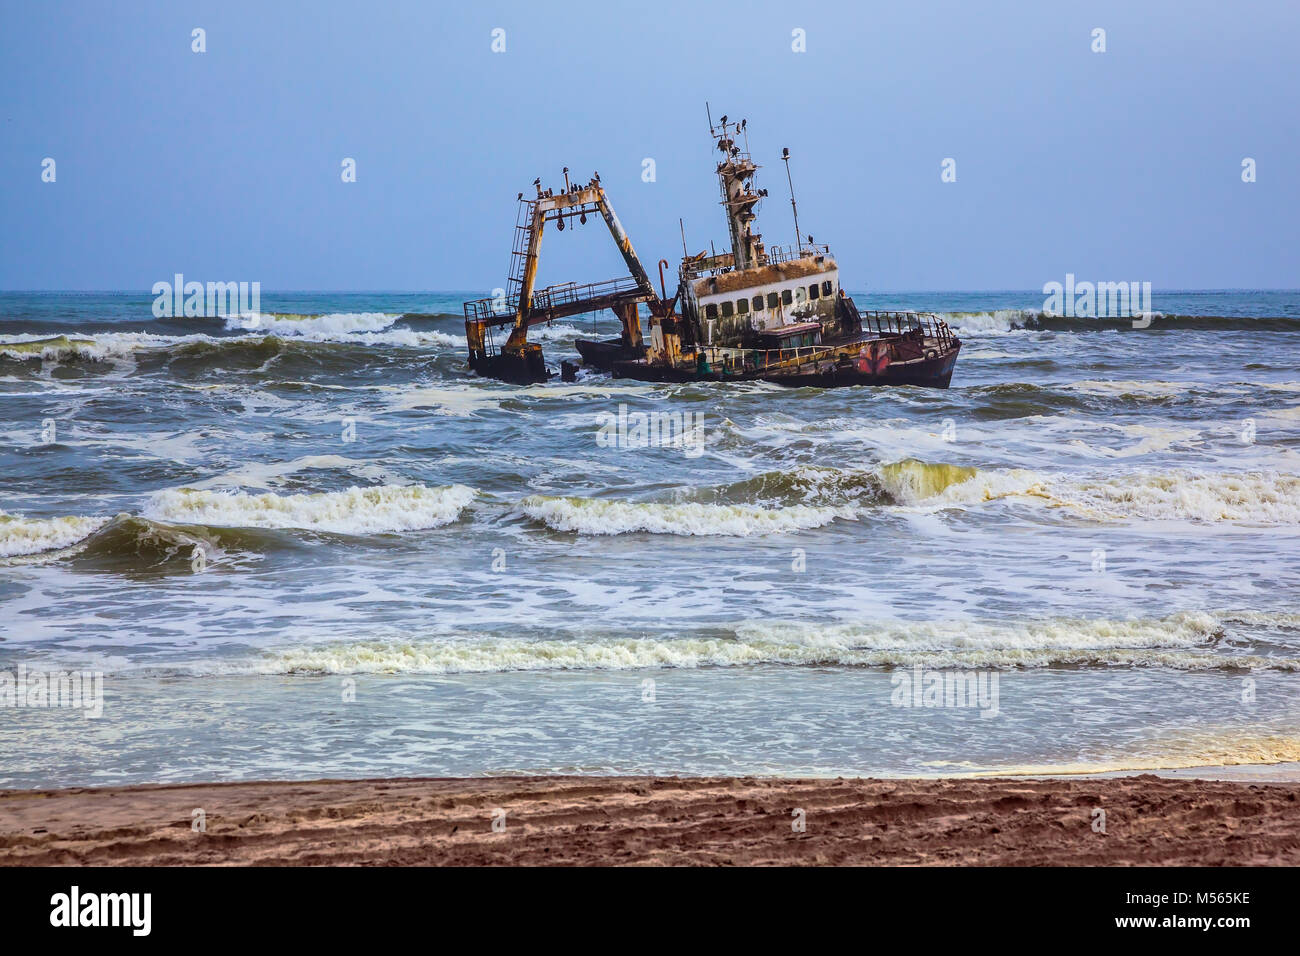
[1,0,1296,292]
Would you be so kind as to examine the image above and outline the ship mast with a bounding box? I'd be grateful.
[781,147,802,255]
[710,114,765,271]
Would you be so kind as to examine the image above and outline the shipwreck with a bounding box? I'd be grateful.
[463,112,961,388]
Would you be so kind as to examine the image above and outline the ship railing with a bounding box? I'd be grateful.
[753,343,853,373]
[695,343,845,375]
[464,295,518,326]
[679,245,833,281]
[530,276,643,315]
[859,310,957,349]
[764,244,832,266]
[464,275,647,328]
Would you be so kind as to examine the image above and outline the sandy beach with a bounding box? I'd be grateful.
[2,773,1298,866]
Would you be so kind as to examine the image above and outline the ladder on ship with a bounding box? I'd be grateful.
[503,197,534,320]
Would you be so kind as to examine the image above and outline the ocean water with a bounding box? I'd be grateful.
[2,290,1299,788]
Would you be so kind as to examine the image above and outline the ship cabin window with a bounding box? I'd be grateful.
[781,289,792,305]
[721,300,734,318]
[736,297,748,314]
[756,323,823,351]
[752,295,764,312]
[808,283,820,300]
[705,303,718,319]
[822,280,833,297]
[767,292,779,309]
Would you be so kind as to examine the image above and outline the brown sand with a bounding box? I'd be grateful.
[2,774,1298,866]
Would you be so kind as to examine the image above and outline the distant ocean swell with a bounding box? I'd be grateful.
[2,308,1296,363]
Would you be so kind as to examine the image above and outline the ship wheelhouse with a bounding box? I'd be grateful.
[680,247,841,348]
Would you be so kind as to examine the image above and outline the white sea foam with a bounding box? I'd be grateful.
[884,460,1300,525]
[1058,471,1300,523]
[0,325,466,358]
[1067,379,1201,399]
[306,328,465,348]
[937,310,1037,335]
[143,484,476,534]
[515,462,1300,532]
[734,611,1224,653]
[520,494,855,536]
[185,454,372,491]
[356,329,467,348]
[176,611,1300,676]
[225,323,465,348]
[0,511,109,558]
[225,311,400,336]
[1066,423,1203,459]
[0,332,187,361]
[521,324,583,343]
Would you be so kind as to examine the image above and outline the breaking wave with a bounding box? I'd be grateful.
[939,310,1042,335]
[697,461,976,510]
[737,458,1300,525]
[515,324,583,343]
[519,494,855,536]
[8,463,1290,565]
[692,465,888,508]
[0,332,175,362]
[144,484,477,534]
[898,464,1300,524]
[73,515,231,568]
[0,324,466,366]
[169,610,1300,676]
[876,459,979,502]
[0,511,110,558]
[0,512,245,568]
[522,460,1300,534]
[223,311,401,336]
[0,484,477,563]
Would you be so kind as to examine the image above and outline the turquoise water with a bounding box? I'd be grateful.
[2,290,1299,787]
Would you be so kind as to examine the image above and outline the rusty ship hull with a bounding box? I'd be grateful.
[600,337,960,388]
[579,296,961,389]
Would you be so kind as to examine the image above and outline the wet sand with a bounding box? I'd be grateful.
[2,773,1299,866]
